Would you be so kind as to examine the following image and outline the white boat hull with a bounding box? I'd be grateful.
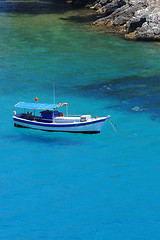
[13,116,108,134]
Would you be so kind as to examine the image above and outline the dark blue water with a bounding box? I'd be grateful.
[0,3,160,239]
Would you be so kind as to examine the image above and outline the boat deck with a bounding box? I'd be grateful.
[15,113,87,124]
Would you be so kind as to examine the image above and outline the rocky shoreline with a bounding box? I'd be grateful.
[69,0,160,41]
[1,0,159,41]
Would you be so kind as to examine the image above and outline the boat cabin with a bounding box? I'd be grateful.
[39,110,63,122]
[14,102,66,123]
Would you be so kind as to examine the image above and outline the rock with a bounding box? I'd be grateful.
[91,0,114,11]
[94,0,148,27]
[69,0,160,41]
[97,0,126,15]
[136,8,160,40]
[124,5,160,40]
[126,8,148,33]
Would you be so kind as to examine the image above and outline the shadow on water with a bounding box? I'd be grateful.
[60,13,98,24]
[73,75,160,121]
[0,0,72,14]
[4,129,85,146]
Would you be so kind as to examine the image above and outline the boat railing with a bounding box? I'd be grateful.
[65,115,81,117]
[15,113,82,120]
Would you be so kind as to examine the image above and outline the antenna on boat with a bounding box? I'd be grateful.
[53,81,55,105]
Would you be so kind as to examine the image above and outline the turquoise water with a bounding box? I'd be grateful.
[0,3,160,239]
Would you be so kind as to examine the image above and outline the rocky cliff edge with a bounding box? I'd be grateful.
[89,0,160,40]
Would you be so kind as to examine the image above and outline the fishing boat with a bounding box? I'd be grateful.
[13,100,110,134]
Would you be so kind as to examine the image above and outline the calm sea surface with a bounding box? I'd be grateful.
[0,2,160,239]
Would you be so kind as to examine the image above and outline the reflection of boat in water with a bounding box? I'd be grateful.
[13,101,110,134]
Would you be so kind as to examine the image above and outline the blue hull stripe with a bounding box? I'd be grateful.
[13,117,106,128]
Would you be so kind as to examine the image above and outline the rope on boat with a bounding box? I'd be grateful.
[108,119,118,134]
[108,118,130,137]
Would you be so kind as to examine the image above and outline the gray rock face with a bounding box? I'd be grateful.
[92,0,125,15]
[126,8,149,33]
[95,0,148,26]
[125,6,160,40]
[92,0,112,10]
[136,8,160,40]
[101,0,126,15]
[113,0,148,26]
[91,0,160,41]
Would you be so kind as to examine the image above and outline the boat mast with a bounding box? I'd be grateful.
[53,81,55,123]
[53,81,55,105]
[66,105,68,117]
